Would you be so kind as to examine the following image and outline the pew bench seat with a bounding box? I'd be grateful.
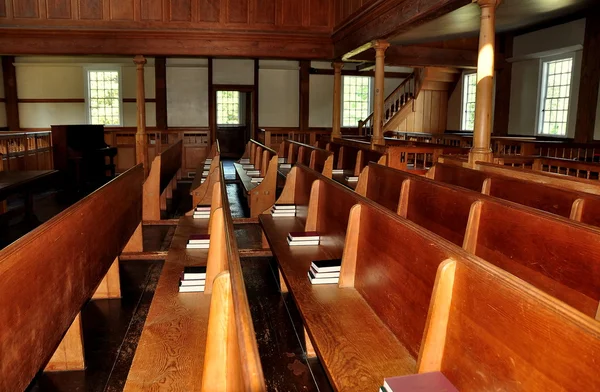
[260,214,416,391]
[124,216,212,390]
[332,171,358,190]
[233,162,261,193]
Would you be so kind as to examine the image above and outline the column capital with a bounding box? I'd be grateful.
[332,61,344,72]
[133,55,147,67]
[475,0,501,8]
[371,40,390,53]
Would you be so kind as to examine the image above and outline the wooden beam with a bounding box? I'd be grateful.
[155,56,167,131]
[493,34,513,136]
[350,45,478,68]
[310,68,411,79]
[253,59,259,139]
[0,29,333,59]
[134,55,149,177]
[333,0,471,59]
[575,9,600,143]
[356,62,376,72]
[208,57,216,145]
[1,56,19,132]
[299,60,310,131]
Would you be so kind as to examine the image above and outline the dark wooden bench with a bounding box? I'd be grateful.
[359,162,600,319]
[234,140,278,217]
[125,163,265,391]
[0,165,143,390]
[324,140,385,189]
[0,169,58,218]
[430,162,600,227]
[143,139,183,221]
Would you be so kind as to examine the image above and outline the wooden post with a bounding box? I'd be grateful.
[299,60,310,131]
[469,0,499,164]
[134,55,149,177]
[331,61,344,139]
[371,40,390,148]
[2,56,20,132]
[155,56,168,132]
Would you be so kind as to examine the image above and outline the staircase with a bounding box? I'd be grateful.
[358,67,460,137]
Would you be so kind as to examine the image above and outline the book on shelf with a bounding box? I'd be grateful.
[271,211,296,217]
[178,284,205,293]
[345,176,359,182]
[239,158,250,164]
[188,234,210,244]
[383,372,458,392]
[309,266,340,279]
[279,163,292,169]
[311,259,342,273]
[308,269,339,284]
[272,204,296,211]
[278,157,286,163]
[183,266,207,280]
[288,231,320,242]
[179,278,206,287]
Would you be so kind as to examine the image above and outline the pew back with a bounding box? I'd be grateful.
[0,165,143,391]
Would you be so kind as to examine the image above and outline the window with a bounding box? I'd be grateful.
[538,57,573,136]
[216,91,241,125]
[86,69,122,126]
[461,72,477,131]
[342,76,371,127]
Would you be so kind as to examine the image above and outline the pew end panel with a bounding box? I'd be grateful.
[190,162,222,214]
[418,257,600,391]
[249,155,278,217]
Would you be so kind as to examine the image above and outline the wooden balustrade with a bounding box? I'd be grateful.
[258,129,331,151]
[0,131,53,171]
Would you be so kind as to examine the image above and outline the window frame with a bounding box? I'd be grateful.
[460,71,477,131]
[536,54,575,138]
[216,90,243,127]
[341,75,373,128]
[84,66,123,127]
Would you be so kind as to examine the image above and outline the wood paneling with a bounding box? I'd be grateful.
[170,0,192,21]
[110,0,133,20]
[309,0,329,27]
[141,0,162,21]
[0,0,6,17]
[13,0,39,18]
[281,0,302,26]
[46,0,72,19]
[254,0,275,25]
[78,0,103,20]
[227,0,247,23]
[395,90,448,134]
[199,0,220,22]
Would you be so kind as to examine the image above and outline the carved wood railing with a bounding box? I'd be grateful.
[257,128,331,151]
[0,131,53,171]
[358,72,416,137]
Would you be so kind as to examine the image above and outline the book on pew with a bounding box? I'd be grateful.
[179,284,205,293]
[193,212,210,219]
[273,204,296,211]
[332,169,345,175]
[242,164,255,169]
[186,243,210,249]
[345,176,359,182]
[278,157,286,163]
[195,205,211,212]
[382,372,458,392]
[251,177,264,183]
[288,231,320,241]
[246,170,261,176]
[240,158,250,164]
[279,163,292,169]
[308,269,339,284]
[180,279,206,287]
[202,170,210,176]
[188,234,210,244]
[309,266,340,278]
[183,266,207,280]
[205,158,213,163]
[311,259,341,273]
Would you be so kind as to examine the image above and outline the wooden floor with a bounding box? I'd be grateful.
[11,160,332,392]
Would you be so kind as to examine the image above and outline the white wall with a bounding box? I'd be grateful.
[214,59,254,85]
[259,60,299,127]
[0,65,6,127]
[309,74,333,127]
[167,58,208,127]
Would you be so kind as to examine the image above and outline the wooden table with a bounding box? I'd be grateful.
[0,170,58,217]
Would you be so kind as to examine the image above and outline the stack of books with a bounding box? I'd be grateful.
[202,170,210,176]
[240,158,250,164]
[287,231,320,246]
[271,204,296,217]
[308,259,341,284]
[242,164,255,170]
[246,169,261,176]
[278,157,286,163]
[186,234,210,249]
[179,266,206,292]
[205,158,213,164]
[193,205,211,219]
[345,175,359,182]
[332,169,345,175]
[380,372,458,392]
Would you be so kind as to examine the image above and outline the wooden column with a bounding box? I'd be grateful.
[371,40,390,147]
[575,10,600,143]
[155,56,168,132]
[331,61,344,139]
[134,55,149,177]
[208,58,216,144]
[469,0,499,164]
[299,60,310,131]
[253,59,259,140]
[2,56,20,132]
[493,34,513,136]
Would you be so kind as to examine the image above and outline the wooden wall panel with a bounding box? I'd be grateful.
[281,0,302,26]
[109,0,133,21]
[141,0,162,21]
[333,0,376,28]
[0,0,6,17]
[227,0,248,23]
[309,0,328,27]
[79,0,103,20]
[198,0,219,23]
[254,0,275,25]
[13,0,39,18]
[46,0,72,19]
[170,0,192,21]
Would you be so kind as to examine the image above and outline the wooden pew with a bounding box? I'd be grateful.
[143,139,183,221]
[234,140,278,217]
[419,257,600,391]
[359,163,600,319]
[286,140,333,178]
[429,162,600,225]
[0,164,143,391]
[189,142,221,213]
[263,165,600,390]
[126,163,265,391]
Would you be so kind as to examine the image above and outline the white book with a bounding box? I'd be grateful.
[279,163,292,169]
[287,238,319,246]
[308,271,339,285]
[272,212,296,217]
[203,165,211,170]
[205,158,213,163]
[188,239,210,244]
[278,157,286,163]
[288,232,320,241]
[309,267,340,279]
[332,169,345,175]
[202,171,210,176]
[186,243,210,249]
[179,285,205,293]
[242,164,254,169]
[195,206,211,211]
[272,204,296,210]
[193,214,210,219]
[345,176,359,182]
[246,170,260,175]
[200,179,206,184]
[180,279,206,286]
[251,178,264,183]
[240,158,250,164]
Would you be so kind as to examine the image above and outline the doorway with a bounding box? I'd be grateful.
[212,86,256,158]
